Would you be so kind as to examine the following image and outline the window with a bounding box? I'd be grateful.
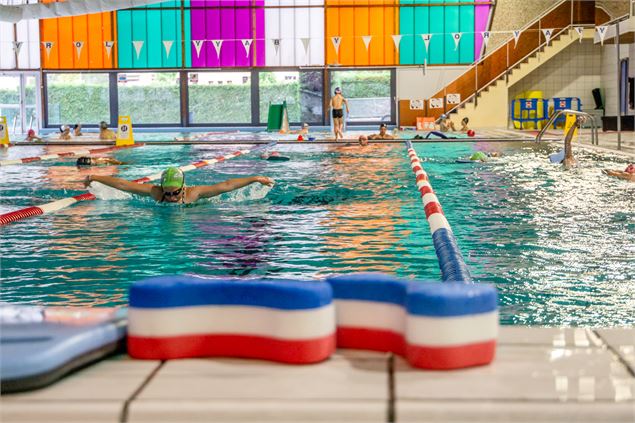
[0,75,21,133]
[46,73,110,126]
[188,72,251,124]
[118,72,181,125]
[330,70,392,123]
[259,71,323,124]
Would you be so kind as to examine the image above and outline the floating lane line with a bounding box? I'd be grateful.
[0,142,276,226]
[0,144,144,167]
[405,141,472,283]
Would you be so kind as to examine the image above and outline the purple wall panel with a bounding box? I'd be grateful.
[474,2,491,60]
[255,0,265,67]
[220,2,236,67]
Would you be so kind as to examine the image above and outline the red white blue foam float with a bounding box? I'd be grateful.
[406,141,472,282]
[327,273,497,370]
[128,276,336,364]
[127,273,498,370]
[0,143,143,167]
[0,141,277,226]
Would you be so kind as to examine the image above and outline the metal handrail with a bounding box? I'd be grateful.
[535,109,599,145]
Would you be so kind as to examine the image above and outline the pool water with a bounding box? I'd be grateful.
[1,141,633,326]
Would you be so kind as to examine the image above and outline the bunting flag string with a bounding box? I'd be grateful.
[38,25,608,63]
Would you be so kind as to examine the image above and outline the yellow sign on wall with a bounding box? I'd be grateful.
[564,114,579,141]
[0,116,9,146]
[116,116,134,146]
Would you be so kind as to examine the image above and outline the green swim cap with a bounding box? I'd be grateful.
[161,167,184,190]
[470,151,488,161]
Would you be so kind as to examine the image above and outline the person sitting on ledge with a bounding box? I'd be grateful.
[73,124,83,137]
[603,164,635,182]
[59,125,71,141]
[99,121,116,141]
[368,123,398,140]
[436,114,457,132]
[460,117,470,133]
[84,167,274,204]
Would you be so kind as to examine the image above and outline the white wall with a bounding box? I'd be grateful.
[396,66,469,101]
[509,41,602,112]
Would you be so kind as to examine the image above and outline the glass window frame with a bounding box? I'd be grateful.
[185,69,256,127]
[116,70,183,127]
[43,71,114,129]
[326,67,396,126]
[257,68,325,127]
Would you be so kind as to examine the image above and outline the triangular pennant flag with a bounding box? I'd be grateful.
[42,41,54,59]
[211,40,223,57]
[331,36,342,55]
[542,28,554,45]
[133,41,144,59]
[163,40,173,58]
[12,41,23,55]
[512,30,522,48]
[597,26,608,45]
[192,40,205,58]
[73,41,84,59]
[421,34,432,52]
[574,27,584,43]
[452,33,462,50]
[271,38,281,55]
[392,34,402,50]
[362,35,372,51]
[241,39,253,56]
[300,37,310,55]
[481,31,491,48]
[104,41,115,58]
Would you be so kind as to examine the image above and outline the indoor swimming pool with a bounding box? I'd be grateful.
[0,140,633,326]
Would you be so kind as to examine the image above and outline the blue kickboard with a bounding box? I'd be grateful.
[549,150,565,163]
[0,306,127,393]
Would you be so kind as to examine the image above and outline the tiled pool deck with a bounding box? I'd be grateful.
[2,327,633,422]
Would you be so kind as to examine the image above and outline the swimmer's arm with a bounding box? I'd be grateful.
[343,98,349,113]
[85,175,153,196]
[190,176,274,200]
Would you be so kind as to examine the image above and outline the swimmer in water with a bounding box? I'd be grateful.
[84,167,274,204]
[76,156,125,166]
[368,123,398,140]
[25,129,42,142]
[603,163,635,182]
[99,121,116,141]
[260,151,290,161]
[467,151,501,162]
[561,115,585,169]
[358,135,369,146]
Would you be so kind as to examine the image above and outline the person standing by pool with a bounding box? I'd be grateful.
[331,87,349,142]
[84,167,274,204]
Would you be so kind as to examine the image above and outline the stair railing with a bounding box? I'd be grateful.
[424,0,595,118]
[535,110,599,146]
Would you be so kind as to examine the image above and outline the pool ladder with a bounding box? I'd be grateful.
[535,110,599,146]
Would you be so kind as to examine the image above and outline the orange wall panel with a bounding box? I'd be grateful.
[326,0,399,66]
[40,0,116,70]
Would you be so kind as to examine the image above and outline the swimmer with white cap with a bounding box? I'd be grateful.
[84,167,274,204]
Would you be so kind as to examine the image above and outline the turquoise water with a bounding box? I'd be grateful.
[1,141,633,326]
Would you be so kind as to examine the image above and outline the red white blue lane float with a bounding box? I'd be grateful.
[0,141,276,226]
[328,274,497,370]
[406,141,472,282]
[128,276,336,364]
[127,273,498,370]
[0,143,143,167]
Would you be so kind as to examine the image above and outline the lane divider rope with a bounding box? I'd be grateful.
[0,142,277,226]
[405,141,472,282]
[0,144,144,167]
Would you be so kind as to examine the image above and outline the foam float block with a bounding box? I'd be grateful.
[128,276,336,364]
[327,273,408,355]
[405,283,498,370]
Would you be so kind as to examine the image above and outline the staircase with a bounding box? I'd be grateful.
[453,28,595,128]
[417,0,596,128]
